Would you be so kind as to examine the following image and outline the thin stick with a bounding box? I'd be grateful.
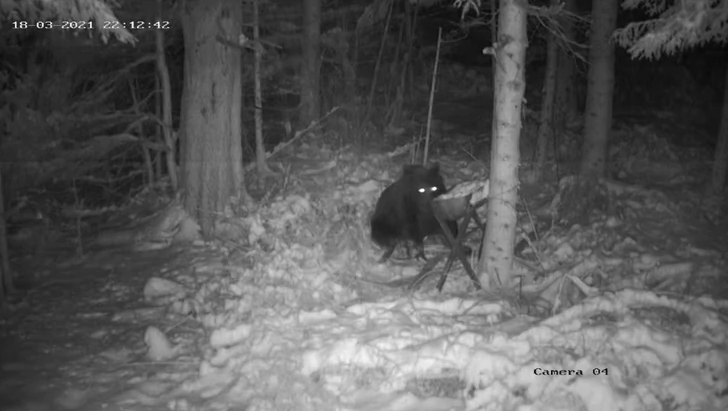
[243,107,339,172]
[423,27,442,165]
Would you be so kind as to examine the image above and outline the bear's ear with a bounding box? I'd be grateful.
[428,162,440,174]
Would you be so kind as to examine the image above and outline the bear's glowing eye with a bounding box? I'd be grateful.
[430,186,438,192]
[418,188,426,193]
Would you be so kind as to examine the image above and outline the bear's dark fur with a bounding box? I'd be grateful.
[370,163,458,261]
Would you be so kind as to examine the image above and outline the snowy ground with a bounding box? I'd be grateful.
[1,132,727,411]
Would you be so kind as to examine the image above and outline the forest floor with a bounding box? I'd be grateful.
[1,97,727,411]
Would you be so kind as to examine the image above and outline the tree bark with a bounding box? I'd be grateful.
[579,0,617,178]
[711,63,728,192]
[155,5,178,191]
[253,0,271,175]
[301,0,321,126]
[0,167,13,300]
[479,0,527,289]
[554,0,579,131]
[180,0,246,237]
[525,0,559,184]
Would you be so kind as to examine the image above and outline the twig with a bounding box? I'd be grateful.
[529,4,589,64]
[243,106,340,172]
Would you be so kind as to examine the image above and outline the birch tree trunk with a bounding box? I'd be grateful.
[479,0,527,289]
[180,0,248,236]
[579,0,617,178]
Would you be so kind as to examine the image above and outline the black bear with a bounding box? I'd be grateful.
[370,163,458,261]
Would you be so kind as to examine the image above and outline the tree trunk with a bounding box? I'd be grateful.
[710,63,728,192]
[180,0,246,237]
[554,0,579,131]
[253,0,271,175]
[155,71,164,181]
[524,0,559,184]
[579,0,617,178]
[155,2,178,192]
[479,0,527,289]
[0,166,13,300]
[365,0,394,122]
[301,0,321,126]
